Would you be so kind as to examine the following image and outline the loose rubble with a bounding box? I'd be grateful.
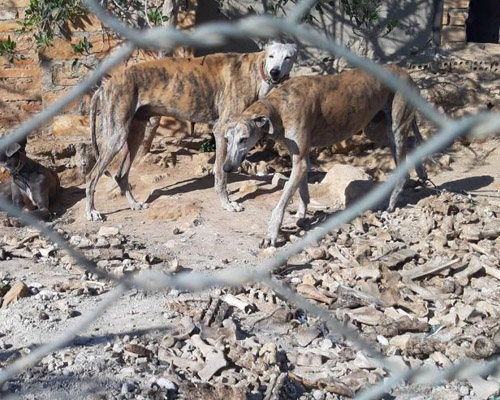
[2,187,500,399]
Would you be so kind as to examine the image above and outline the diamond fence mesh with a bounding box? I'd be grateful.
[1,0,500,398]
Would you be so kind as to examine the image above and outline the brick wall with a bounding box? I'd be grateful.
[441,0,469,44]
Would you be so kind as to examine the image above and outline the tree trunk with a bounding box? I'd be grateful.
[136,0,178,161]
[159,0,178,58]
[136,0,198,161]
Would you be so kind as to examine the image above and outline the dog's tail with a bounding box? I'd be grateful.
[90,87,102,158]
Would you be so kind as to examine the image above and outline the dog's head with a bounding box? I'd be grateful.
[0,142,23,172]
[222,115,274,173]
[263,42,297,84]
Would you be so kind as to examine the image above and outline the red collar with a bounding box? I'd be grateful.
[259,57,269,82]
[259,57,289,85]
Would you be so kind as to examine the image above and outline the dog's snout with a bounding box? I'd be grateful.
[270,69,280,78]
[223,163,234,173]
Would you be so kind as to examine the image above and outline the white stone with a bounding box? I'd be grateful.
[98,226,120,237]
[156,377,176,390]
[314,163,375,207]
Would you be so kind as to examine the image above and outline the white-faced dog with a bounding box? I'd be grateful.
[86,42,297,221]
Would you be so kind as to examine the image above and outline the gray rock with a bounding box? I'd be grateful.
[296,326,321,347]
[121,380,136,395]
[156,377,177,391]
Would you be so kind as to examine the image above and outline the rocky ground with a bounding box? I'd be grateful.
[1,126,500,400]
[2,60,500,399]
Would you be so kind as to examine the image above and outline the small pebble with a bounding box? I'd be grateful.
[39,311,49,320]
[312,389,325,400]
[377,335,389,346]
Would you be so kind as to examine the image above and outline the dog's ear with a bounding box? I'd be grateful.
[252,116,274,135]
[287,43,298,56]
[4,143,21,157]
[264,41,278,50]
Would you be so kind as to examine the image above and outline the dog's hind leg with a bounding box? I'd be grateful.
[410,117,431,182]
[86,129,128,221]
[296,156,311,220]
[386,96,411,212]
[30,185,51,220]
[136,116,161,160]
[296,175,310,220]
[114,120,149,210]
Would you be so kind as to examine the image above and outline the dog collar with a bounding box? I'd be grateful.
[259,58,289,85]
[259,57,290,85]
[259,58,270,83]
[11,157,25,176]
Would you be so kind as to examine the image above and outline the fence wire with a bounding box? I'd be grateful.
[0,0,500,398]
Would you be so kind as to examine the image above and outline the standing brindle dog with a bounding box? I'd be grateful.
[222,65,429,247]
[86,42,297,221]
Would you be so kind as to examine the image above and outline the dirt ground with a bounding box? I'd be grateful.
[2,120,500,400]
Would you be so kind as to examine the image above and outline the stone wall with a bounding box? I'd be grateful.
[0,0,198,139]
[0,0,123,138]
[0,0,41,134]
[0,1,129,184]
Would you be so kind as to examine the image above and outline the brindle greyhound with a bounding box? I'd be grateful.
[222,65,429,247]
[86,42,297,222]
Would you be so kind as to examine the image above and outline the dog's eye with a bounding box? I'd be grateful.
[285,56,291,60]
[269,55,274,59]
[238,138,246,144]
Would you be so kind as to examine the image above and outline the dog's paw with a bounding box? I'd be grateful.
[87,210,104,222]
[259,237,276,249]
[131,202,149,211]
[3,217,22,228]
[222,201,244,213]
[296,217,310,229]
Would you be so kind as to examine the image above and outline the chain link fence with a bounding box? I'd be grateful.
[1,0,500,398]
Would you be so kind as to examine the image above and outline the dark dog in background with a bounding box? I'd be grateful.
[0,141,60,223]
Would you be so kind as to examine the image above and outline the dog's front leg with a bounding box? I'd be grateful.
[6,183,24,227]
[213,126,243,212]
[261,154,308,248]
[10,183,24,210]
